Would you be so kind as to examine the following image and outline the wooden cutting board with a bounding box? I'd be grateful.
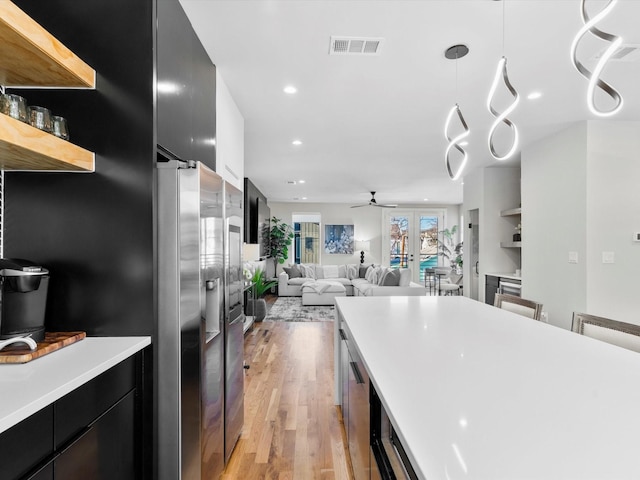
[0,331,86,364]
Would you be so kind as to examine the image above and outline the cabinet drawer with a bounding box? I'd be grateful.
[0,405,53,480]
[55,389,136,479]
[55,356,135,448]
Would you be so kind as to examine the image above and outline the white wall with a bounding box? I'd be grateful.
[522,122,588,329]
[522,120,640,329]
[463,166,521,302]
[216,71,244,190]
[585,121,640,323]
[268,201,461,271]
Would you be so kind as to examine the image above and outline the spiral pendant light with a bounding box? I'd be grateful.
[487,0,520,161]
[444,44,470,181]
[570,0,623,117]
[487,56,520,161]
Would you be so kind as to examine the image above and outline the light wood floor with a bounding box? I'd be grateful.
[221,320,353,480]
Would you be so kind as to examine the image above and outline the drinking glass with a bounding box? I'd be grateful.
[0,94,28,123]
[27,106,53,133]
[51,115,70,140]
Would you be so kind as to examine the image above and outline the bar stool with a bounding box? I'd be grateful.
[434,267,460,296]
[423,267,436,295]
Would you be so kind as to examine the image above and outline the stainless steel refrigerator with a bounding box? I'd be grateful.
[157,157,244,480]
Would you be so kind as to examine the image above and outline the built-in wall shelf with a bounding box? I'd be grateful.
[500,207,522,217]
[0,1,95,88]
[0,113,94,171]
[500,241,522,248]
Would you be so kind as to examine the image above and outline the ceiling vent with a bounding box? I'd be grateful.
[590,44,640,62]
[329,36,384,56]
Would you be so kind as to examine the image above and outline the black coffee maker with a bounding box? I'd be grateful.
[0,259,50,342]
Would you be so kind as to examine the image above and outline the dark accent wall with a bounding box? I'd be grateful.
[244,178,270,256]
[3,3,216,477]
[6,0,156,337]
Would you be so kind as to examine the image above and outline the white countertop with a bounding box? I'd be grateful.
[0,336,151,433]
[485,272,521,281]
[335,296,640,480]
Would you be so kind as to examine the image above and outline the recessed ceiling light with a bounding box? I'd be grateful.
[299,180,306,183]
[460,141,469,146]
[283,85,297,94]
[527,91,542,100]
[292,139,302,146]
[423,198,429,201]
[302,197,307,200]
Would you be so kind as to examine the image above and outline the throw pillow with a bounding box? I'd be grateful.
[365,265,378,284]
[323,264,339,279]
[359,264,371,278]
[398,268,411,286]
[377,267,389,286]
[379,268,401,286]
[315,265,324,279]
[300,264,316,279]
[346,264,359,280]
[283,265,302,278]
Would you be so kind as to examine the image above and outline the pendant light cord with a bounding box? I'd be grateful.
[502,0,506,56]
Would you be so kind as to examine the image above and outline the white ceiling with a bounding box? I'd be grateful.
[179,0,640,206]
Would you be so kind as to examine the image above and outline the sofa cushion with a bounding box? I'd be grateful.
[283,265,302,278]
[379,268,401,286]
[323,265,339,279]
[338,265,347,278]
[288,277,310,286]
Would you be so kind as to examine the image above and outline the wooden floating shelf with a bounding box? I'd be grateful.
[0,113,94,171]
[500,207,522,217]
[500,241,522,248]
[0,1,95,88]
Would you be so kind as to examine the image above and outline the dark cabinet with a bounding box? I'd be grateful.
[157,0,193,161]
[0,353,143,480]
[191,38,217,167]
[157,0,216,170]
[55,390,136,479]
[485,275,500,305]
[0,406,53,480]
[25,464,53,480]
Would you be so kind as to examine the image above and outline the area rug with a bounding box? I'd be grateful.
[264,297,335,322]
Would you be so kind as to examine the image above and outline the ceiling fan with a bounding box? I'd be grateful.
[350,191,397,209]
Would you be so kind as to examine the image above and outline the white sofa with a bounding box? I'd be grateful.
[278,263,426,297]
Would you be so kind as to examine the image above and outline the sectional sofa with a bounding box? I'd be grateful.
[278,263,426,297]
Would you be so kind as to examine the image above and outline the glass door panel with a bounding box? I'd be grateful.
[389,216,409,269]
[383,210,445,283]
[418,215,439,283]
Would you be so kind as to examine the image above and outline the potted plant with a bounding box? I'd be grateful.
[437,225,463,272]
[246,268,277,322]
[264,216,294,276]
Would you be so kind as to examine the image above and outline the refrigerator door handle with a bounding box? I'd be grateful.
[205,278,222,342]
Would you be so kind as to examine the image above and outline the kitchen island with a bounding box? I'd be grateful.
[335,296,640,479]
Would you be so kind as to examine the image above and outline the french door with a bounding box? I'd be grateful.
[382,210,445,284]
